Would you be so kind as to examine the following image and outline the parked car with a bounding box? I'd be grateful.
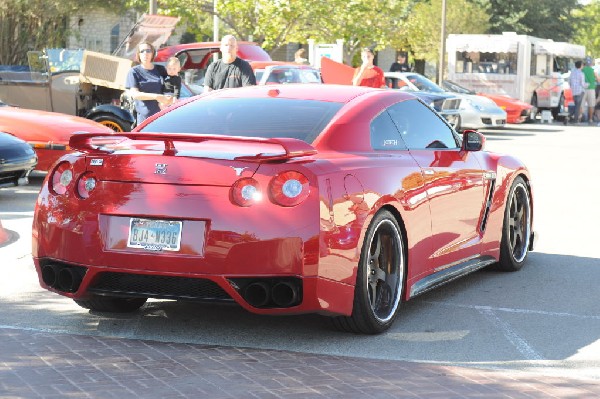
[442,80,534,124]
[0,49,136,132]
[155,41,272,89]
[0,131,37,188]
[33,84,535,334]
[250,62,323,85]
[385,72,507,130]
[0,102,113,171]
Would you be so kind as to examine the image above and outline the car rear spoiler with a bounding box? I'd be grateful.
[69,132,317,162]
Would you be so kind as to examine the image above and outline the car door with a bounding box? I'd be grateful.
[388,99,488,272]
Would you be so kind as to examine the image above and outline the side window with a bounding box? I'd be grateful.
[387,99,459,150]
[370,111,408,151]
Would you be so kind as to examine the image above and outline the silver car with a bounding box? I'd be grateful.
[385,72,507,130]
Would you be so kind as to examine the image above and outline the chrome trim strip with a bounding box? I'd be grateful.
[409,255,497,298]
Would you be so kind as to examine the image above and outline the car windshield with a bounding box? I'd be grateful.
[443,80,475,94]
[407,74,445,93]
[46,49,84,73]
[140,97,343,144]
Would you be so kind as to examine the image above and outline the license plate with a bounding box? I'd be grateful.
[127,218,182,251]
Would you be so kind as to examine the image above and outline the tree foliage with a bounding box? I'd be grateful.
[0,0,126,64]
[474,0,580,41]
[2,0,598,68]
[402,0,489,62]
[573,0,600,57]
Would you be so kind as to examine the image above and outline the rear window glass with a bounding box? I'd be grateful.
[141,98,342,143]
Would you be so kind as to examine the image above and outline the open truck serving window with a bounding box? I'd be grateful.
[446,32,585,119]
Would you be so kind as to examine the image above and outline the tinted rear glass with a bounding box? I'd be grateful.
[141,98,342,143]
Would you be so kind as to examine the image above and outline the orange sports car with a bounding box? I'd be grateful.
[0,102,113,171]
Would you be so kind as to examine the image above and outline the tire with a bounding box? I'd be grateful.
[496,176,532,272]
[92,114,131,132]
[551,93,565,120]
[331,210,405,334]
[74,296,147,313]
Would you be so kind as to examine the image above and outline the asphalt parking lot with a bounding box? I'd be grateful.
[1,121,600,398]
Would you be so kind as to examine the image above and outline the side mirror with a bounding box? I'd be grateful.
[462,130,485,151]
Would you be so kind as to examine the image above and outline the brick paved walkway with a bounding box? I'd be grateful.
[1,329,599,398]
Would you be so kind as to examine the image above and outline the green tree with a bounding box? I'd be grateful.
[403,0,489,62]
[132,0,412,64]
[474,0,580,41]
[573,0,600,56]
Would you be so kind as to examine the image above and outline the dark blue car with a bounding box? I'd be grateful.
[0,131,37,188]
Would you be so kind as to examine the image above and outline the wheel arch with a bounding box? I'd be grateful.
[85,104,135,124]
[371,204,410,298]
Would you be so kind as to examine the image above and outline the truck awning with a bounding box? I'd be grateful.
[534,41,585,58]
[450,36,518,54]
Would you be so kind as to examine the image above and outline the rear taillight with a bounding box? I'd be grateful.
[269,171,310,207]
[231,178,262,207]
[76,173,97,199]
[50,162,74,195]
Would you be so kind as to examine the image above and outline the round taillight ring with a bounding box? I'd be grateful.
[50,162,74,195]
[269,171,310,207]
[230,177,262,207]
[76,172,97,199]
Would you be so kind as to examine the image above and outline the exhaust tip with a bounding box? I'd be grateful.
[244,282,270,308]
[41,264,61,288]
[57,267,84,293]
[271,282,299,307]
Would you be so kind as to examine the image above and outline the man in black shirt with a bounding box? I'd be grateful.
[204,35,256,91]
[390,52,411,73]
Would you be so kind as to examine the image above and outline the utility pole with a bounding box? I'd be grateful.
[213,0,219,42]
[438,0,447,84]
[149,0,157,14]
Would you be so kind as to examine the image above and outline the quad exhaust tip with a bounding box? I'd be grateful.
[41,264,85,293]
[241,279,301,308]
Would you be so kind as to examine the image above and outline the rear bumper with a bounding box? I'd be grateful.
[33,258,354,316]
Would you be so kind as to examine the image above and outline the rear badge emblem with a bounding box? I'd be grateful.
[231,166,248,176]
[155,163,168,175]
[90,159,103,166]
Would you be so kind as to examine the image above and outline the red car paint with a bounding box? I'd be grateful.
[0,105,113,171]
[477,93,534,124]
[32,84,534,332]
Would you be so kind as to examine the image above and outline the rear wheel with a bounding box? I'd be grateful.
[74,296,147,312]
[331,210,405,334]
[496,176,531,272]
[92,114,131,132]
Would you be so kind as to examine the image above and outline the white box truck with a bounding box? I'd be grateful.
[446,32,585,118]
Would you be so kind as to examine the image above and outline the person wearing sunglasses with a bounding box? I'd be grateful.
[125,42,173,125]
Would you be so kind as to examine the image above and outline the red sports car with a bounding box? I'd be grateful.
[0,104,113,171]
[32,85,535,334]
